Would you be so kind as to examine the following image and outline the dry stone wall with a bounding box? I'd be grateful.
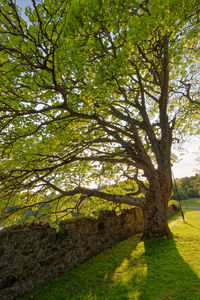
[0,207,143,300]
[0,204,180,300]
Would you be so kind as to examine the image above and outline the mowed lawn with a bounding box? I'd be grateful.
[22,199,200,300]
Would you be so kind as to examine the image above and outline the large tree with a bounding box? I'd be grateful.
[0,0,199,238]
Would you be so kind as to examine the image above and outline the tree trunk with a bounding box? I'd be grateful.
[142,169,173,239]
[142,198,172,239]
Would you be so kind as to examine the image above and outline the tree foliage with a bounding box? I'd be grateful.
[0,0,199,237]
[172,174,200,200]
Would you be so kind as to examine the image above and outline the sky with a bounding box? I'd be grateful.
[16,0,31,8]
[172,138,200,178]
[15,0,200,179]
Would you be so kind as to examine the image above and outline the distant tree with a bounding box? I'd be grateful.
[171,185,188,200]
[0,0,199,238]
[187,188,199,198]
[172,174,200,200]
[192,174,200,194]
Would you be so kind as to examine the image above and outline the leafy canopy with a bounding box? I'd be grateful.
[0,0,199,225]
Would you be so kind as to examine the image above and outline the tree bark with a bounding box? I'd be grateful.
[142,198,172,239]
[142,169,173,239]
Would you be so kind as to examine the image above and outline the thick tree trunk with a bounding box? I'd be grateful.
[142,198,172,239]
[142,168,173,239]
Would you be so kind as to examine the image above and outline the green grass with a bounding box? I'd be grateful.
[181,197,200,207]
[21,200,200,300]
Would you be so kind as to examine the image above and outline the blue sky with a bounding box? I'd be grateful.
[16,0,32,9]
[16,0,32,19]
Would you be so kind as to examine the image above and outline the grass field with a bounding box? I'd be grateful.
[181,197,200,207]
[21,199,200,300]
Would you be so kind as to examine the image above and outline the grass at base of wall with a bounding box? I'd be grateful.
[21,202,200,300]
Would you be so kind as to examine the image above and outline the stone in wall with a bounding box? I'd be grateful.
[168,203,180,218]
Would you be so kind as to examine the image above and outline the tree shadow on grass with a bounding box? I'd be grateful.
[98,236,200,300]
[185,222,200,231]
[137,237,200,300]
